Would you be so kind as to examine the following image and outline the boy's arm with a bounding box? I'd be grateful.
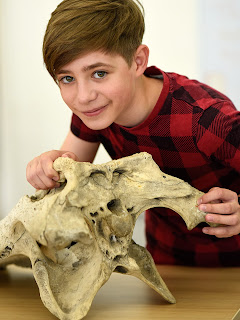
[195,103,240,238]
[26,130,99,190]
[61,130,100,163]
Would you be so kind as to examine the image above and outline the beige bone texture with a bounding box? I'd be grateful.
[0,152,214,320]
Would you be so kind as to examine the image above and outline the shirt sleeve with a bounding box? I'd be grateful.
[70,113,100,142]
[196,101,240,172]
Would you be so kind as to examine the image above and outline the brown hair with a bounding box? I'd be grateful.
[43,0,145,81]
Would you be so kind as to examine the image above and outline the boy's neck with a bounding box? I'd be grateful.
[117,74,163,128]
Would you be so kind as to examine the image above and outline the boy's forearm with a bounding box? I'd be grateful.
[61,130,100,163]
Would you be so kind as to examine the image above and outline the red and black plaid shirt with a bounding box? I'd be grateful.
[71,66,240,267]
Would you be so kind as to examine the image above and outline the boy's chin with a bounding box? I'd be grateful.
[82,119,114,131]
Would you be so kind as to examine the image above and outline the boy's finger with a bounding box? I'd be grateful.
[205,212,239,225]
[202,225,239,238]
[199,201,238,215]
[42,159,59,181]
[198,188,237,205]
[31,175,49,190]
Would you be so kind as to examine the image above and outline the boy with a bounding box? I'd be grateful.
[27,0,240,266]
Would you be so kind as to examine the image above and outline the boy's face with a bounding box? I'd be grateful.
[56,51,141,130]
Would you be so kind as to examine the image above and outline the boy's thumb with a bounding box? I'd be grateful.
[61,152,79,161]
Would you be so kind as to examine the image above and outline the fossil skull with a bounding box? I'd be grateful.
[0,152,213,319]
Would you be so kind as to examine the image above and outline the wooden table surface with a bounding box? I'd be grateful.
[0,264,239,320]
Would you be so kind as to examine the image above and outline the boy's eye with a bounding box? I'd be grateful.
[93,71,107,79]
[61,76,75,84]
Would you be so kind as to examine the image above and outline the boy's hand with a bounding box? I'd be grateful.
[26,150,79,190]
[197,187,240,238]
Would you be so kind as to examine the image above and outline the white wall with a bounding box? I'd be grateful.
[0,0,238,245]
[199,0,240,107]
[0,1,71,215]
[142,0,200,78]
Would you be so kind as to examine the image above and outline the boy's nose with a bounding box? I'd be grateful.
[76,82,97,104]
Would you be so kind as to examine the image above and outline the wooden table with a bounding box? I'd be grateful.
[0,264,239,319]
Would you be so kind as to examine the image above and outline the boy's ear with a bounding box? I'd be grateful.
[134,45,149,76]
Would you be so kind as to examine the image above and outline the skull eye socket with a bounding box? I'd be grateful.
[90,170,106,177]
[90,170,107,186]
[113,169,126,175]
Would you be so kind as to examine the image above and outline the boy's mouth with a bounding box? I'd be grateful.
[82,105,107,117]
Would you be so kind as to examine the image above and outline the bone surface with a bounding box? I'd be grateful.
[0,152,213,320]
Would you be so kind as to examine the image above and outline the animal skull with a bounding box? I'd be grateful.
[0,152,213,319]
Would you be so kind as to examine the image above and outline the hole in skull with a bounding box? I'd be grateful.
[50,181,67,194]
[36,241,42,248]
[113,169,126,175]
[90,212,98,217]
[113,255,123,262]
[58,181,67,188]
[107,199,121,214]
[114,266,128,274]
[107,199,115,209]
[72,261,80,268]
[67,241,77,249]
[127,207,134,212]
[110,234,117,242]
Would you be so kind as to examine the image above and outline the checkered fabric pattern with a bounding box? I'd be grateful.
[71,66,240,266]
